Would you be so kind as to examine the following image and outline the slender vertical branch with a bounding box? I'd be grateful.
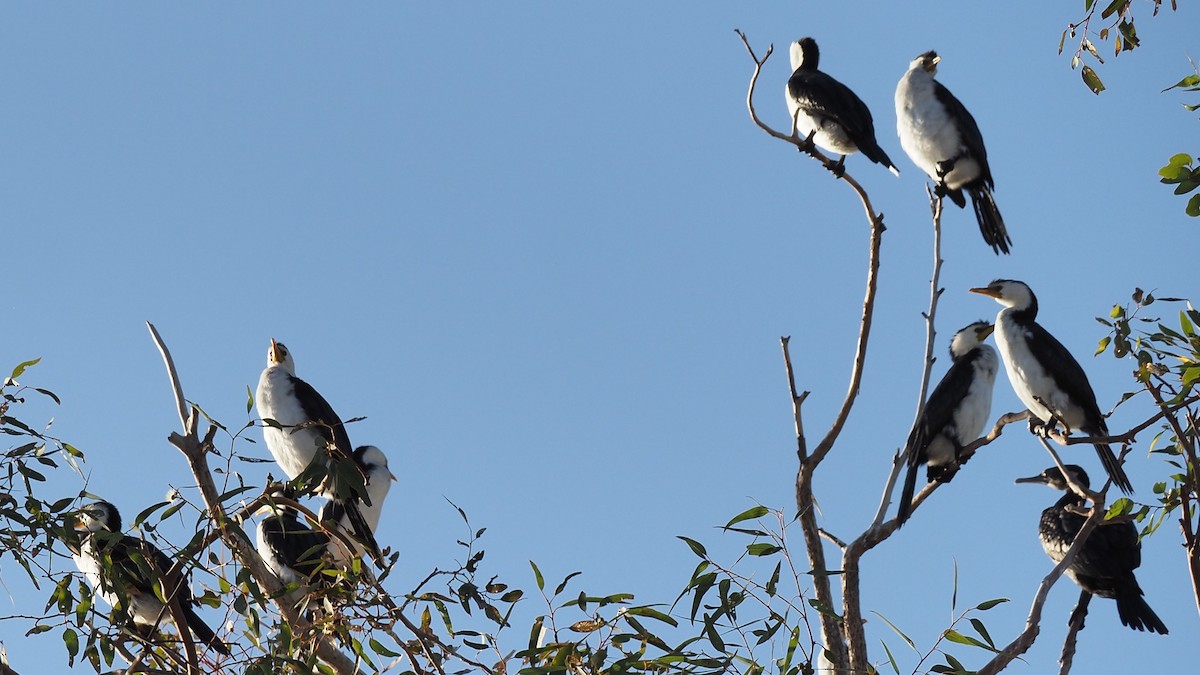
[782,338,846,669]
[885,189,945,526]
[739,29,887,673]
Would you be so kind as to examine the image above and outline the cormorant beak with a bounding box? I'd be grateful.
[1014,474,1048,485]
[269,338,281,364]
[977,324,995,340]
[71,515,86,531]
[389,471,398,482]
[969,286,1001,299]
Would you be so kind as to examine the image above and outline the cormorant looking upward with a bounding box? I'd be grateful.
[896,50,1011,254]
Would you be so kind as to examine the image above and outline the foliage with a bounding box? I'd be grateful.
[1059,0,1175,94]
[1097,289,1200,599]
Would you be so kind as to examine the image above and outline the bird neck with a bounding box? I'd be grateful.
[1055,490,1085,510]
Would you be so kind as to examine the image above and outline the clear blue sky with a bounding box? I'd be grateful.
[2,3,1197,673]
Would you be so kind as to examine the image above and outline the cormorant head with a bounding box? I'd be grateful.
[1015,464,1091,491]
[790,37,820,71]
[74,500,121,533]
[969,279,1036,312]
[355,445,397,483]
[913,51,940,74]
[949,321,994,359]
[267,338,297,373]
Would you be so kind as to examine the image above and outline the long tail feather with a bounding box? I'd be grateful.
[1115,584,1169,634]
[1095,441,1134,494]
[967,185,1012,254]
[182,604,230,656]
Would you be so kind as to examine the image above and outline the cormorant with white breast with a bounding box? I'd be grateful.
[71,500,230,656]
[970,280,1133,493]
[1016,465,1168,634]
[897,321,998,526]
[895,51,1011,254]
[786,37,899,176]
[255,339,384,565]
[319,445,395,565]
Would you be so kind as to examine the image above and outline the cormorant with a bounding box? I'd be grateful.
[970,280,1133,493]
[255,502,334,592]
[1016,465,1168,634]
[255,339,384,564]
[71,500,230,656]
[319,445,395,564]
[785,37,899,176]
[895,51,1011,254]
[897,321,998,526]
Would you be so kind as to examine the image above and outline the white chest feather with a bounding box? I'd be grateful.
[994,313,1086,428]
[256,366,323,478]
[953,349,998,443]
[74,540,166,627]
[785,86,857,155]
[895,71,978,188]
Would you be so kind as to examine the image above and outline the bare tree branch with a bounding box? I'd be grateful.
[782,337,847,669]
[1058,590,1090,675]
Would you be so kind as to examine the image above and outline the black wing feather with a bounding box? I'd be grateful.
[788,70,894,168]
[897,353,979,525]
[288,375,354,461]
[932,81,993,187]
[1024,322,1131,492]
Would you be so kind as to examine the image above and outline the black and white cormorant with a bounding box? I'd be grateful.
[897,321,998,526]
[71,500,230,656]
[970,280,1133,494]
[255,339,384,565]
[786,37,900,176]
[895,51,1011,254]
[255,502,334,593]
[1016,465,1168,634]
[319,445,395,564]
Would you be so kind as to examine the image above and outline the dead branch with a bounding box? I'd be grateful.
[1058,590,1090,675]
[782,337,848,669]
